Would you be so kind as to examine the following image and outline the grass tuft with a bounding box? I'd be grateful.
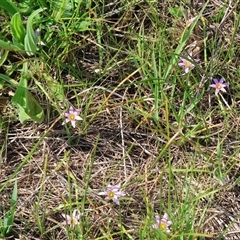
[1,0,240,239]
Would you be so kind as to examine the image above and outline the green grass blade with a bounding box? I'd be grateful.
[163,1,210,81]
[0,73,19,86]
[0,50,9,66]
[0,0,18,16]
[11,180,18,205]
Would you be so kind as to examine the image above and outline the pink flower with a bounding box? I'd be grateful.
[61,209,81,227]
[62,106,82,128]
[98,183,126,205]
[209,77,229,95]
[178,56,199,73]
[152,213,172,233]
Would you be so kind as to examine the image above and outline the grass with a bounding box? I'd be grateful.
[0,0,240,239]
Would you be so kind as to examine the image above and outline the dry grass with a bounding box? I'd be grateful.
[1,0,240,239]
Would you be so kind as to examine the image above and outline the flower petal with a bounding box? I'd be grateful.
[71,120,76,128]
[162,213,169,220]
[209,84,216,88]
[112,183,121,190]
[220,87,227,93]
[155,214,161,222]
[69,106,74,114]
[219,78,225,83]
[61,214,71,225]
[75,116,83,121]
[98,191,107,196]
[112,197,120,205]
[73,209,81,219]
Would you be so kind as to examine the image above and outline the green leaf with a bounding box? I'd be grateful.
[0,80,3,90]
[0,40,24,52]
[0,181,18,237]
[0,73,19,87]
[12,86,44,123]
[3,216,9,230]
[24,8,45,55]
[169,6,183,18]
[43,73,64,100]
[11,63,44,123]
[0,0,19,16]
[5,180,18,235]
[10,12,26,47]
[73,20,92,31]
[52,0,68,21]
[11,180,18,205]
[12,82,28,120]
[0,49,9,66]
[26,91,44,123]
[18,105,31,123]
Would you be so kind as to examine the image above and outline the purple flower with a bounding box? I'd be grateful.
[178,56,198,73]
[61,209,81,227]
[62,106,82,128]
[209,77,229,95]
[152,213,172,233]
[98,183,126,205]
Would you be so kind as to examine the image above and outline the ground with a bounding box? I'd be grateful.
[0,0,240,239]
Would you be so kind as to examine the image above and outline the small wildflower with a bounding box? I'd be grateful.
[35,28,46,46]
[62,106,82,128]
[209,77,229,95]
[152,213,172,233]
[178,56,198,73]
[61,209,81,227]
[98,183,126,205]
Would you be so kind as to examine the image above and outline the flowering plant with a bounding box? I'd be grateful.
[209,77,229,95]
[152,213,172,233]
[61,209,81,227]
[98,183,126,205]
[178,56,199,73]
[62,106,82,128]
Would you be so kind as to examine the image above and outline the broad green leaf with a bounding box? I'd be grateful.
[24,8,45,55]
[18,105,31,123]
[52,0,68,21]
[12,63,44,123]
[12,86,44,123]
[0,0,18,16]
[10,12,26,47]
[12,80,28,113]
[0,40,24,52]
[26,91,44,123]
